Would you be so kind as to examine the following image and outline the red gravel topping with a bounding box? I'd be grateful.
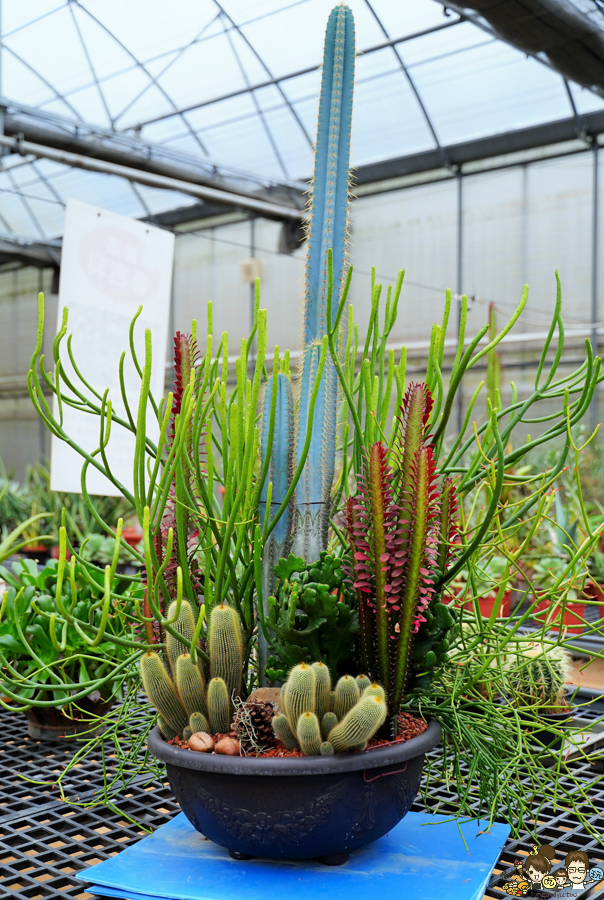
[167,713,427,757]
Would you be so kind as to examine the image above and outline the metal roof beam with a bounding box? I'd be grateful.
[0,133,303,222]
[0,99,305,204]
[126,18,463,130]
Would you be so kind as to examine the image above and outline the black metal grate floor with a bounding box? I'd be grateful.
[1,707,603,900]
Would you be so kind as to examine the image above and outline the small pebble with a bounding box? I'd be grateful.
[188,732,214,753]
[214,736,240,756]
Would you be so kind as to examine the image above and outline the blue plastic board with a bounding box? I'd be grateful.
[79,810,510,900]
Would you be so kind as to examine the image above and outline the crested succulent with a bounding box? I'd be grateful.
[273,662,385,754]
[139,603,245,740]
[344,384,460,723]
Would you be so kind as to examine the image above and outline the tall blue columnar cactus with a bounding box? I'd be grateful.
[259,5,354,632]
[293,4,355,559]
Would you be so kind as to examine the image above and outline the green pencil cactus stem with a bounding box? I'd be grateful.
[486,302,501,414]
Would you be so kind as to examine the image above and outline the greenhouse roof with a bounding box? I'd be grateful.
[1,0,604,249]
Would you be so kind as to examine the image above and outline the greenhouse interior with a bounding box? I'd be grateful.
[2,1,604,898]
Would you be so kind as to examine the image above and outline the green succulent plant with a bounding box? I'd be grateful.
[262,552,358,683]
[0,554,140,710]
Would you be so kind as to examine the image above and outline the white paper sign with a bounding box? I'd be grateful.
[50,199,174,496]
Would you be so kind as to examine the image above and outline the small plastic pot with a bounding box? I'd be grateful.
[523,706,574,753]
[148,719,441,863]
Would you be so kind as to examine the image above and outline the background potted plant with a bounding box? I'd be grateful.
[503,641,574,752]
[0,529,141,739]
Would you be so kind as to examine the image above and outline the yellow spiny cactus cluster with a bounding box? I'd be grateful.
[272,662,386,755]
[140,601,244,740]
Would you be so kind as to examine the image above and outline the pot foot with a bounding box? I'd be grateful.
[228,850,256,861]
[317,852,349,866]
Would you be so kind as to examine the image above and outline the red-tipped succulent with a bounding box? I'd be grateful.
[345,383,459,718]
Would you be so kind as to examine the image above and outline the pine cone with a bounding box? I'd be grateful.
[232,698,277,755]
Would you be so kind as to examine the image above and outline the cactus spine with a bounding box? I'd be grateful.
[356,674,371,693]
[291,5,354,561]
[283,663,316,733]
[313,661,332,719]
[141,603,245,740]
[209,603,243,702]
[297,712,322,756]
[363,682,386,702]
[334,674,360,720]
[189,711,210,735]
[140,652,188,736]
[166,600,197,674]
[175,654,207,717]
[273,713,299,750]
[328,694,387,753]
[321,711,338,740]
[158,715,178,741]
[207,677,231,734]
[320,740,335,756]
[257,5,355,609]
[508,644,571,708]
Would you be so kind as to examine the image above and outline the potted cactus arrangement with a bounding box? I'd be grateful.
[12,0,604,863]
[504,642,574,752]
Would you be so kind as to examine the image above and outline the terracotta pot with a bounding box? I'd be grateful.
[50,544,72,561]
[456,589,513,618]
[25,696,113,741]
[531,597,586,632]
[120,527,143,549]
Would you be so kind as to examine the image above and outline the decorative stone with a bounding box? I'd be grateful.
[247,687,283,713]
[188,732,214,753]
[214,737,240,756]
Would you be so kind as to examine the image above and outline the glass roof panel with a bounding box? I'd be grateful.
[409,38,573,145]
[0,0,603,245]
